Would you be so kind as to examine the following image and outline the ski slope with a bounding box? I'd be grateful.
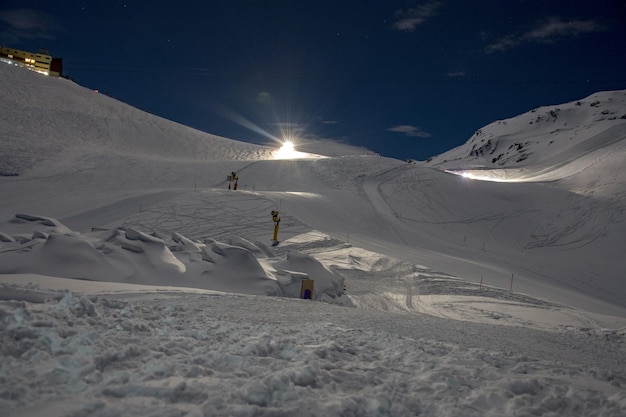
[1,62,626,417]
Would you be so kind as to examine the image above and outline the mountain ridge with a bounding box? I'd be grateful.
[426,89,626,175]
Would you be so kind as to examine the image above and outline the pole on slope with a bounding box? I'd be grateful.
[272,210,281,243]
[231,171,239,190]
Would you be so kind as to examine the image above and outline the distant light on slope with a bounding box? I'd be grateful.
[282,140,295,153]
[274,139,310,159]
[445,169,527,183]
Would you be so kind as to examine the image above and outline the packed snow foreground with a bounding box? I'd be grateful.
[1,62,626,416]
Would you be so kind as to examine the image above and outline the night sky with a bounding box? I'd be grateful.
[2,1,625,160]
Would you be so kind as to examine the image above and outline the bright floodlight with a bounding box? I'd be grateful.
[282,141,294,152]
[274,140,307,159]
[445,169,527,183]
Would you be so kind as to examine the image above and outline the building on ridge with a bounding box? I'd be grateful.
[0,46,63,76]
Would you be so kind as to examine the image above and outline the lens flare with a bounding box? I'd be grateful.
[274,140,306,159]
[283,141,294,151]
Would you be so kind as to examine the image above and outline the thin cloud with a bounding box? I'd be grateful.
[446,70,467,78]
[388,125,432,138]
[393,1,442,32]
[527,17,602,40]
[486,16,603,54]
[317,116,339,125]
[255,91,273,104]
[0,8,63,41]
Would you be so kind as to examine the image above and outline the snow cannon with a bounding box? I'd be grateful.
[228,171,239,190]
[271,210,280,244]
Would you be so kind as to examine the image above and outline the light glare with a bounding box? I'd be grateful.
[274,140,306,159]
[446,169,526,183]
[282,141,294,152]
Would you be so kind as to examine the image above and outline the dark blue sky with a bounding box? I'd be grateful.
[2,1,625,160]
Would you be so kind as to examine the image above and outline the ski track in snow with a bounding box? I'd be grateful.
[66,185,622,333]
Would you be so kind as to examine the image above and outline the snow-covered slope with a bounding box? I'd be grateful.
[0,62,275,176]
[2,60,626,309]
[1,63,626,417]
[418,94,626,298]
[427,90,626,185]
[2,61,625,309]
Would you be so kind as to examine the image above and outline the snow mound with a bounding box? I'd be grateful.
[267,249,347,303]
[0,214,347,301]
